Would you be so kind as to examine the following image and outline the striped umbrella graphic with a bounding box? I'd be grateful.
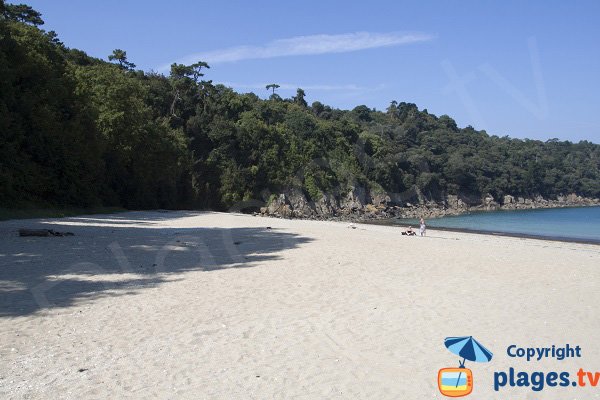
[444,336,493,388]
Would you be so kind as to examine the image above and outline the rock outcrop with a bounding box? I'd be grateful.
[340,186,367,211]
[314,193,338,216]
[266,193,293,218]
[285,188,315,217]
[261,186,600,222]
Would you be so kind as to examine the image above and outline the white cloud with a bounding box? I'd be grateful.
[159,31,433,70]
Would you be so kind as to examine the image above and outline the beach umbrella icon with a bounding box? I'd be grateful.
[444,336,493,388]
[445,336,493,365]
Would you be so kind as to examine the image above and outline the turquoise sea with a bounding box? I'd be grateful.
[393,206,600,243]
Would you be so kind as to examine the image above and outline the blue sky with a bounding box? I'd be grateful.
[26,0,600,142]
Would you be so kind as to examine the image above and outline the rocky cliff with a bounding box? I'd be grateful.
[260,187,600,221]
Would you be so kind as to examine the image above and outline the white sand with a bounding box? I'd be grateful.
[0,211,599,399]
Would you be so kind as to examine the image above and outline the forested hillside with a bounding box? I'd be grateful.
[1,1,599,215]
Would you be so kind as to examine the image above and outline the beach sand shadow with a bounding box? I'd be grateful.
[0,211,312,317]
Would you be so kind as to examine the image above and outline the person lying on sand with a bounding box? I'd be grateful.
[402,226,416,236]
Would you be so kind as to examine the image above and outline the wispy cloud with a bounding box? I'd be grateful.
[159,31,433,70]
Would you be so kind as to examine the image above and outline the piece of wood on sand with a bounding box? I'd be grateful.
[18,229,74,237]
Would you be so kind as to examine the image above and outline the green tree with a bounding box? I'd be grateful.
[0,19,104,207]
[108,49,136,71]
[265,83,280,96]
[293,88,307,107]
[1,1,43,25]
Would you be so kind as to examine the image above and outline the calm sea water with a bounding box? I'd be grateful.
[394,206,600,242]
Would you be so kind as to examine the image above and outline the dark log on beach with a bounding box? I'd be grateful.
[19,229,51,237]
[18,229,74,237]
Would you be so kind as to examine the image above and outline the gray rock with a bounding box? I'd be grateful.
[341,186,367,210]
[567,193,582,203]
[285,188,315,217]
[315,193,338,215]
[446,195,468,210]
[265,187,600,222]
[370,192,391,206]
[483,194,499,210]
[266,193,292,217]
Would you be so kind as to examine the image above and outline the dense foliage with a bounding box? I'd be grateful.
[1,2,599,211]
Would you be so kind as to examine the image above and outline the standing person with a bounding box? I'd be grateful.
[419,217,426,237]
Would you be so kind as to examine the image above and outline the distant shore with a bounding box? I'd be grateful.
[261,189,600,222]
[367,219,600,245]
[261,203,600,244]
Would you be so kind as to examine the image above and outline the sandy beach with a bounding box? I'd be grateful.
[1,211,599,399]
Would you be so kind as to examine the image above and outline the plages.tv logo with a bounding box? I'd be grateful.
[438,336,493,397]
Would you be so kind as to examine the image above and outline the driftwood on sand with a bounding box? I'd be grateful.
[18,229,74,237]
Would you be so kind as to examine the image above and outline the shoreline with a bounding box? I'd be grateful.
[263,205,600,245]
[2,206,597,245]
[364,219,600,246]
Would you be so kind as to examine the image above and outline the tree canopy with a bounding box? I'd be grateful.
[1,2,599,212]
[1,1,43,25]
